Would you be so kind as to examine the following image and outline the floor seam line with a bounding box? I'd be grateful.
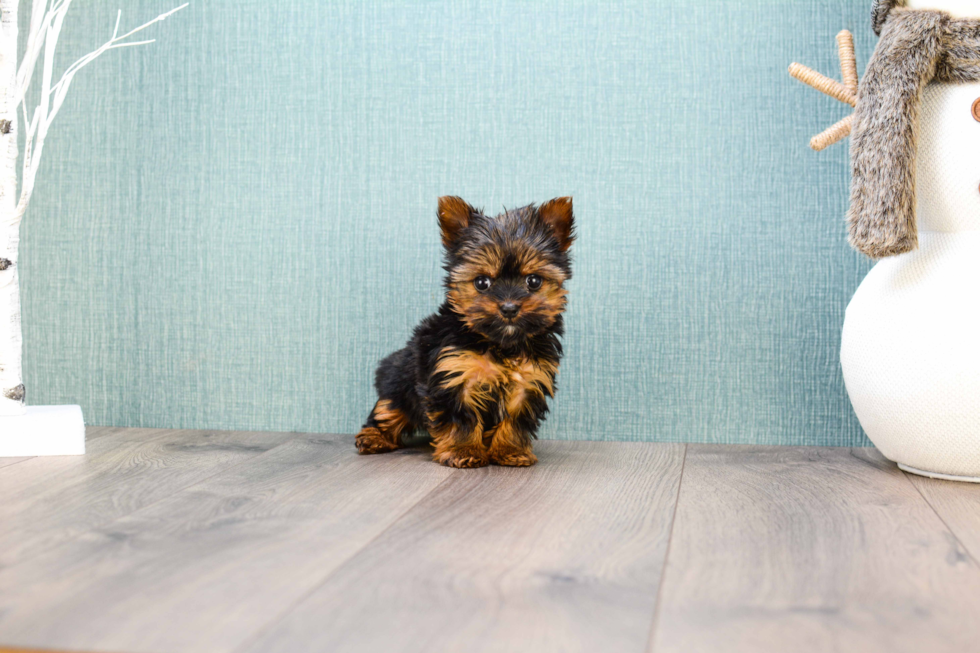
[901,468,980,569]
[0,457,35,470]
[644,442,688,653]
[229,469,460,653]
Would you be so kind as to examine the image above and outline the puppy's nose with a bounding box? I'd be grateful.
[499,302,520,318]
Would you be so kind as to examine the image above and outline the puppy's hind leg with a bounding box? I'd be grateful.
[357,346,419,454]
[356,399,413,455]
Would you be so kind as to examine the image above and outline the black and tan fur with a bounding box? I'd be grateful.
[850,2,980,258]
[356,196,574,468]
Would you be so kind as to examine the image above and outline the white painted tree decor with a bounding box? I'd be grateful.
[0,0,185,455]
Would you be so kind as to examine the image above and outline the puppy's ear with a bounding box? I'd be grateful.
[537,197,575,252]
[437,196,476,248]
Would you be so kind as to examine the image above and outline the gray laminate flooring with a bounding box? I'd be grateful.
[1,428,978,653]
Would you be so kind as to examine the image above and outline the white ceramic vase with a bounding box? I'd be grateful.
[841,78,980,481]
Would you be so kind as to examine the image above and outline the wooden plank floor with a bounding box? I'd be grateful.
[1,429,978,653]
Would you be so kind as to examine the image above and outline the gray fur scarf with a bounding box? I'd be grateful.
[849,5,980,258]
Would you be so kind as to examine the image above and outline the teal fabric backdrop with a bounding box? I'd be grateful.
[20,0,877,444]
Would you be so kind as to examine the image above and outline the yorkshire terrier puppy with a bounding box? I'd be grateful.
[355,196,575,468]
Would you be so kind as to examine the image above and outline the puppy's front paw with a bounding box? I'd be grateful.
[356,427,398,455]
[490,449,538,467]
[435,446,489,468]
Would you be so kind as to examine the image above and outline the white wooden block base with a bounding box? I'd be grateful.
[0,405,85,456]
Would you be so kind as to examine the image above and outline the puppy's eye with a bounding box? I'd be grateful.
[474,276,492,292]
[526,274,543,290]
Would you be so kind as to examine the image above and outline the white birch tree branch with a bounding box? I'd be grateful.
[11,1,188,225]
[0,0,186,415]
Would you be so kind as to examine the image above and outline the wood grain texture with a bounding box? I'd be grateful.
[241,441,686,653]
[0,427,295,566]
[649,446,980,653]
[906,473,980,565]
[0,435,453,653]
[0,648,82,653]
[0,648,83,653]
[7,430,980,653]
[85,425,164,440]
[0,426,123,468]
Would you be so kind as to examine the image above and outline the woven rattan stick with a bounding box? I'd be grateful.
[810,114,853,151]
[837,30,859,94]
[789,63,856,107]
[789,31,860,150]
